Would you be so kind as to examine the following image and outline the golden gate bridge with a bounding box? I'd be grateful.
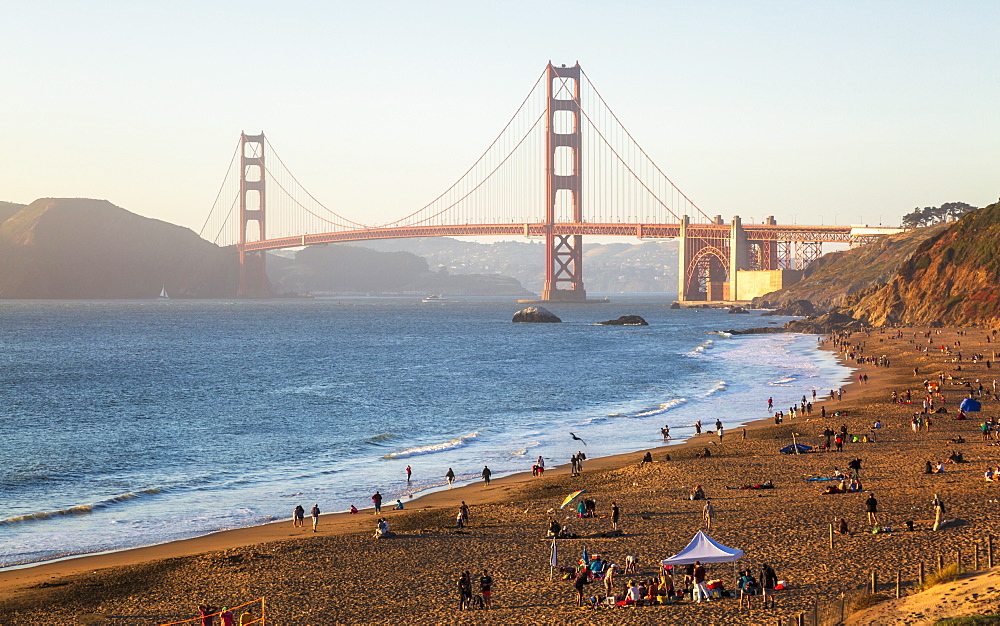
[199,63,895,301]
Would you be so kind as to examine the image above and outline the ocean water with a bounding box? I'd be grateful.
[0,297,851,568]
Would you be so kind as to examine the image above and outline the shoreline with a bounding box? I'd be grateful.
[0,330,856,599]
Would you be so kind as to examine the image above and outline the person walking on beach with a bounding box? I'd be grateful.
[446,467,456,488]
[767,397,773,411]
[481,465,492,486]
[479,570,493,609]
[702,501,715,531]
[406,465,412,482]
[310,503,320,532]
[570,454,579,476]
[611,501,620,531]
[293,504,305,528]
[458,571,473,610]
[695,420,702,434]
[460,501,470,524]
[573,568,592,606]
[693,561,709,603]
[372,490,383,514]
[865,493,880,526]
[849,457,862,479]
[760,563,779,609]
[737,569,758,610]
[718,425,725,443]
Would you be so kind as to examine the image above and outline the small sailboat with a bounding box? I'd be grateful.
[421,294,446,303]
[158,286,169,299]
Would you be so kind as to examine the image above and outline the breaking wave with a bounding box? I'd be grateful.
[382,432,481,459]
[0,488,164,526]
[699,381,728,397]
[633,398,688,417]
[684,339,714,357]
[509,442,541,456]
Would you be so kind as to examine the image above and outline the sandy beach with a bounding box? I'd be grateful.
[5,326,1000,625]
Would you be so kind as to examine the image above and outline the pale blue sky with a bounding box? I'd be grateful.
[3,1,998,233]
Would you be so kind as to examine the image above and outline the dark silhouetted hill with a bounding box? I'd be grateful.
[0,198,238,298]
[268,243,533,296]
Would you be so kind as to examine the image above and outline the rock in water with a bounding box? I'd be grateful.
[669,302,681,309]
[598,315,649,326]
[728,306,749,314]
[512,306,562,323]
[762,300,815,317]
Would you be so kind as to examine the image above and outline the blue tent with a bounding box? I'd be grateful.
[960,398,982,412]
[780,443,812,454]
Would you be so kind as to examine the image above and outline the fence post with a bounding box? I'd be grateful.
[871,570,877,594]
[918,562,925,588]
[989,535,994,568]
[975,543,980,570]
[829,522,834,550]
[938,554,944,572]
[895,569,901,598]
[813,602,818,626]
[840,592,845,623]
[957,548,962,573]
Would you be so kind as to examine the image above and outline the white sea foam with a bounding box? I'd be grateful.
[382,431,481,459]
[633,398,687,417]
[684,339,714,357]
[509,442,541,456]
[769,377,796,385]
[699,381,728,397]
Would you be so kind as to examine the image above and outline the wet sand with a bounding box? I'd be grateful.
[4,326,1000,625]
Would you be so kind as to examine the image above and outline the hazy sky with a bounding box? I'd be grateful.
[3,1,998,235]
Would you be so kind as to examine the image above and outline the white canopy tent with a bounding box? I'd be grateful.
[660,530,744,566]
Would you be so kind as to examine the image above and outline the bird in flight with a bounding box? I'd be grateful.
[570,432,587,446]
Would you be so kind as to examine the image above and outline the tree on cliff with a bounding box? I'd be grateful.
[902,202,977,228]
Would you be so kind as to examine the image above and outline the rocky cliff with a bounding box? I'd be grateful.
[847,200,1000,327]
[752,224,947,311]
[0,198,238,298]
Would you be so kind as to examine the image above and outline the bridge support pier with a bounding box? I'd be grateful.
[678,215,748,302]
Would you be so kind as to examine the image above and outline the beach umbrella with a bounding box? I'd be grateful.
[560,489,587,509]
[581,545,590,565]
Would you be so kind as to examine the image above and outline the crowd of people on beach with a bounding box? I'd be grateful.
[556,552,782,612]
[276,325,1000,618]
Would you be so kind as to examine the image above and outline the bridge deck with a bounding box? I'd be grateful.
[240,222,859,252]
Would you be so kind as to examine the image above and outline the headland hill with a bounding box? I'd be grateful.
[4,198,1000,624]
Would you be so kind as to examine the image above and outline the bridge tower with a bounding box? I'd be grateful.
[541,62,587,302]
[237,132,270,298]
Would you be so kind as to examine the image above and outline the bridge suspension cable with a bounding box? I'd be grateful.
[199,63,715,248]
